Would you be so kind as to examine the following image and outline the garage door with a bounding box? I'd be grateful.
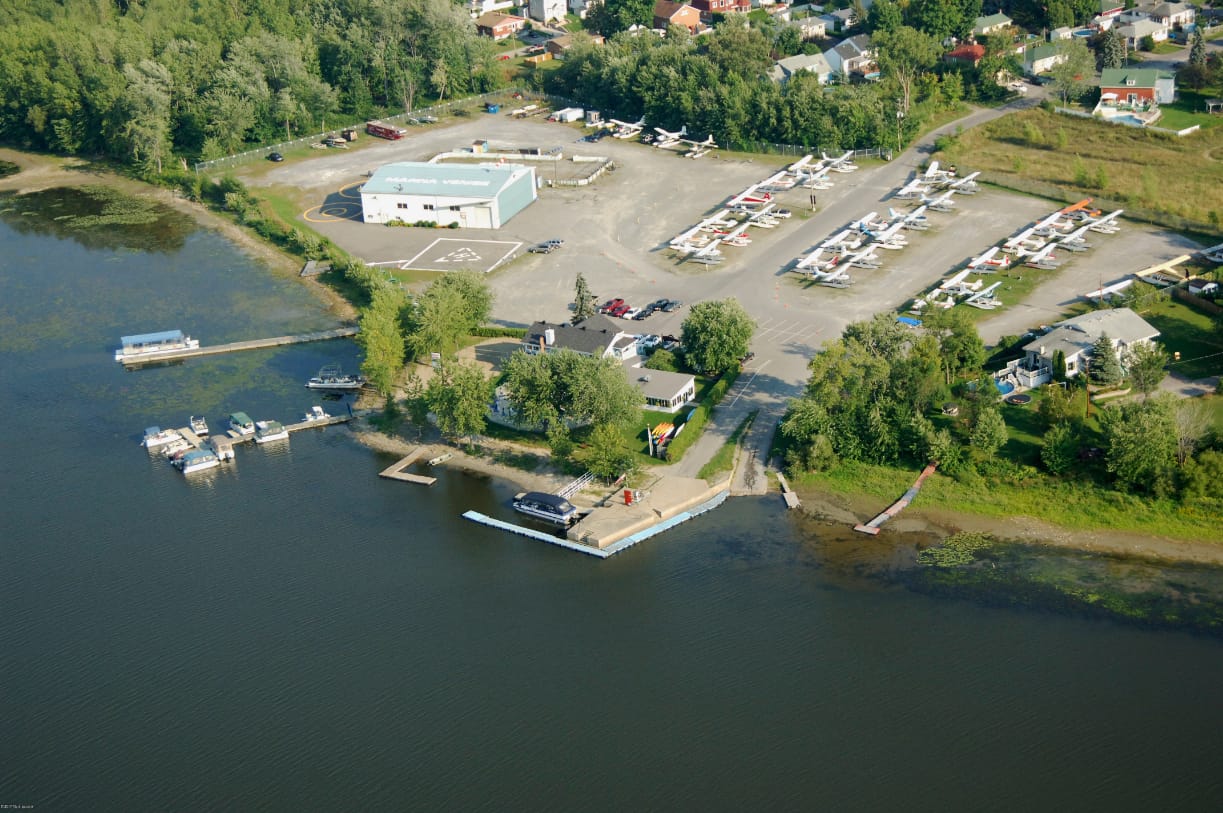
[466,205,493,229]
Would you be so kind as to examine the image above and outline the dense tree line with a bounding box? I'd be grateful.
[0,0,503,170]
[546,22,968,150]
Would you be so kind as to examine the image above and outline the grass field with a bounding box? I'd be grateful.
[934,108,1223,228]
[1138,296,1223,379]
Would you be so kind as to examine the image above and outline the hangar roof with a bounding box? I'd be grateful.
[362,161,531,199]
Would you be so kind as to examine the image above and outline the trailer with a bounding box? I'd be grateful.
[366,120,407,140]
[549,107,585,123]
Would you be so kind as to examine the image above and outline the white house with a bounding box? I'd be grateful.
[1115,17,1169,48]
[1149,2,1195,28]
[820,8,855,33]
[1023,43,1068,76]
[789,15,827,41]
[998,308,1161,389]
[768,52,834,84]
[528,0,566,23]
[972,12,1013,38]
[824,34,875,80]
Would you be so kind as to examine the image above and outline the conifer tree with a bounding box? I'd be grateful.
[1089,333,1123,386]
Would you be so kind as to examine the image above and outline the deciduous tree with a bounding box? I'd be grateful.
[1041,422,1079,474]
[970,406,1009,459]
[874,26,942,115]
[1049,39,1096,106]
[425,359,491,444]
[575,423,638,481]
[1099,398,1177,495]
[1127,342,1167,398]
[358,285,408,396]
[681,298,755,374]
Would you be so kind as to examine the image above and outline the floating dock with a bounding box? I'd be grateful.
[214,412,353,445]
[776,472,800,510]
[119,326,358,365]
[378,449,437,486]
[854,464,936,535]
[463,488,729,559]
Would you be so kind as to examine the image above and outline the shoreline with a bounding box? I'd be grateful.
[793,482,1223,567]
[0,148,357,322]
[6,148,1218,567]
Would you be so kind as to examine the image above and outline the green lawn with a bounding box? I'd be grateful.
[1158,90,1223,130]
[1138,297,1223,379]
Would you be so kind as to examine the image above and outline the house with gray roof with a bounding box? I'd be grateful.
[768,52,834,84]
[1149,2,1194,28]
[523,314,639,362]
[820,8,855,33]
[1115,17,1170,48]
[624,362,697,413]
[1002,308,1160,388]
[824,34,876,80]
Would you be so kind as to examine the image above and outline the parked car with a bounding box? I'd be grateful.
[267,152,284,162]
[528,243,556,254]
[598,298,624,314]
[545,238,565,247]
[649,298,671,310]
[638,334,662,350]
[661,335,681,351]
[633,307,655,320]
[661,300,683,312]
[620,307,641,320]
[773,209,792,218]
[608,302,631,318]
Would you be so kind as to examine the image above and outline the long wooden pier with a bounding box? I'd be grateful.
[212,413,354,446]
[853,464,936,535]
[120,326,358,365]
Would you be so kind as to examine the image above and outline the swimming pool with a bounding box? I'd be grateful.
[995,379,1015,395]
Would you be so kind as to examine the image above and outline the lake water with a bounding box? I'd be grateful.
[2,187,1222,810]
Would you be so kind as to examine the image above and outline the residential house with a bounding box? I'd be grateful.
[768,51,835,83]
[467,0,519,16]
[944,43,986,67]
[528,0,566,23]
[972,12,1013,38]
[1050,26,1074,40]
[1098,0,1125,19]
[544,32,605,58]
[824,34,876,81]
[1149,2,1195,28]
[789,14,827,41]
[691,0,752,17]
[654,0,704,32]
[1100,67,1176,104]
[1115,17,1169,48]
[1023,43,1067,76]
[1016,308,1160,384]
[820,8,856,33]
[624,362,697,413]
[474,12,527,40]
[568,0,595,19]
[523,315,639,362]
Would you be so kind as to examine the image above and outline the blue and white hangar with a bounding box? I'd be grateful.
[360,161,537,229]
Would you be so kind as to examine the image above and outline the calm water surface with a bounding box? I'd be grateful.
[1,189,1222,811]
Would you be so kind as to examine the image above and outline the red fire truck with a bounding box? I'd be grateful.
[365,120,407,140]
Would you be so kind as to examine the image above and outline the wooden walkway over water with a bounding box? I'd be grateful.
[378,449,437,486]
[120,326,358,365]
[854,464,936,535]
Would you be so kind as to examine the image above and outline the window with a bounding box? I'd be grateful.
[424,204,435,211]
[449,205,461,212]
[396,202,408,209]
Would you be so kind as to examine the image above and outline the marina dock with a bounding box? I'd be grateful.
[853,463,936,535]
[378,450,437,486]
[119,326,358,365]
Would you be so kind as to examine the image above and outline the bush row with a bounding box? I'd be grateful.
[662,368,741,463]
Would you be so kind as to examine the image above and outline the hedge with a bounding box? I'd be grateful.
[662,367,741,462]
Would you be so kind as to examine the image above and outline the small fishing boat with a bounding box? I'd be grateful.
[142,426,184,449]
[189,416,210,437]
[173,448,221,474]
[228,412,256,436]
[302,405,330,422]
[512,492,579,526]
[306,364,365,391]
[254,420,289,444]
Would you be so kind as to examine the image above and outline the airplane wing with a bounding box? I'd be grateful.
[940,269,972,289]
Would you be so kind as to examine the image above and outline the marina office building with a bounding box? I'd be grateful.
[359,161,537,229]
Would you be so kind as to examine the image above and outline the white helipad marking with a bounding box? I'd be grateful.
[436,247,482,263]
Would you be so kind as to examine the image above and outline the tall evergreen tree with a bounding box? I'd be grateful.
[572,273,595,324]
[1089,333,1123,386]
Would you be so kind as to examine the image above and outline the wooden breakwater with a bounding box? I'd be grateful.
[853,464,937,535]
[120,326,359,365]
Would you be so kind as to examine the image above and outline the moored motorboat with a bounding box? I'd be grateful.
[512,491,579,526]
[306,364,365,391]
[254,420,289,443]
[142,426,184,449]
[228,411,256,436]
[303,405,330,422]
[173,448,221,474]
[189,416,210,437]
[114,329,199,363]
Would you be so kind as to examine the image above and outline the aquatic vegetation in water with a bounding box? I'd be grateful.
[907,533,1223,636]
[0,185,193,253]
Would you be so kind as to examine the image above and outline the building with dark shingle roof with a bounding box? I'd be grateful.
[523,314,638,361]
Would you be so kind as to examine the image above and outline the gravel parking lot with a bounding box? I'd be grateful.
[245,111,1208,399]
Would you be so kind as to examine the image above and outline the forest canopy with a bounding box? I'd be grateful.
[0,0,503,168]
